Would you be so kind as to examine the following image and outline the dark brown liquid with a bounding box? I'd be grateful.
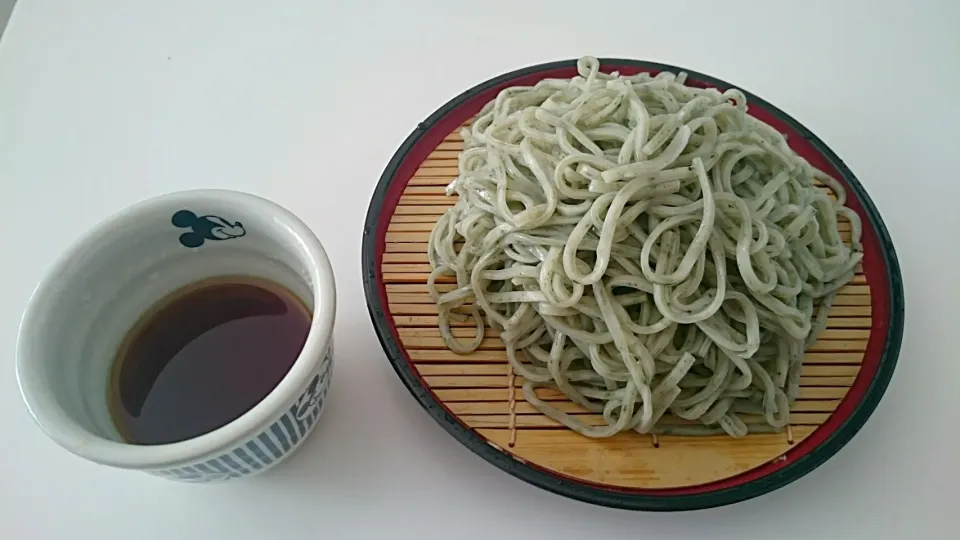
[109,276,311,445]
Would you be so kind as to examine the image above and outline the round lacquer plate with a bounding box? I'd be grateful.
[361,58,904,511]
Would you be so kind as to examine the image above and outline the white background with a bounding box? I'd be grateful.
[1,1,957,538]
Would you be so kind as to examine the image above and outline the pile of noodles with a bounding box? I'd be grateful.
[427,57,861,437]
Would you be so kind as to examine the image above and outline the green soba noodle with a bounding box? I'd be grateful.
[427,57,862,438]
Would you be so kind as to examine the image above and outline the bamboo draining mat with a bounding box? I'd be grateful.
[381,121,871,489]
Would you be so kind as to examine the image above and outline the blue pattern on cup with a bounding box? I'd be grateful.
[148,344,332,482]
[172,210,246,248]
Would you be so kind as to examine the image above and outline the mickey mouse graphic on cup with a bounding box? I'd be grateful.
[171,210,246,248]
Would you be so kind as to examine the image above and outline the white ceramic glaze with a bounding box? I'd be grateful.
[15,189,336,482]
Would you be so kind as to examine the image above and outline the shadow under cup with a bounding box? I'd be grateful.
[17,190,334,482]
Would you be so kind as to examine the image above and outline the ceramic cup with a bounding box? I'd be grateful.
[15,189,335,482]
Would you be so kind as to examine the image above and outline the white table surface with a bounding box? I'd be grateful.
[1,1,957,538]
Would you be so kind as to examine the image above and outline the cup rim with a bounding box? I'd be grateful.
[15,189,336,469]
